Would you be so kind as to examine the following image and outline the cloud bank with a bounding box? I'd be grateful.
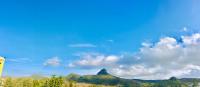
[69,33,200,80]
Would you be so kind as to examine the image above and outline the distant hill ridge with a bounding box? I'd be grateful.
[66,68,200,87]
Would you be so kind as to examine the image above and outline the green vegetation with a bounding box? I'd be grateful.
[0,75,113,87]
[1,75,200,87]
[66,69,140,87]
[152,77,188,87]
[1,69,200,87]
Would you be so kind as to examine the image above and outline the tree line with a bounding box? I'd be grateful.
[0,75,113,87]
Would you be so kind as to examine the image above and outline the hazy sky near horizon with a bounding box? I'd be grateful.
[1,0,200,79]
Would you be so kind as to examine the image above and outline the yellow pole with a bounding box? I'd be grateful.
[0,57,5,77]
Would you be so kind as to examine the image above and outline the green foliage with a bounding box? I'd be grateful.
[2,76,62,87]
[2,75,199,87]
[4,77,13,87]
[66,73,80,81]
[192,79,199,87]
[153,77,188,87]
[141,83,154,87]
[1,75,112,87]
[67,74,140,87]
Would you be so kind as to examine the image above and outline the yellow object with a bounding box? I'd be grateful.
[0,57,5,77]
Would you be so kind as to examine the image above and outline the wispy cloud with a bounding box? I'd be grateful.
[7,58,32,63]
[43,57,61,67]
[68,43,97,48]
[107,40,114,43]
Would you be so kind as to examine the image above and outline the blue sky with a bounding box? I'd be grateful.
[1,0,200,79]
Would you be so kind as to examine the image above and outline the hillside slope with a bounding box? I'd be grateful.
[66,69,140,87]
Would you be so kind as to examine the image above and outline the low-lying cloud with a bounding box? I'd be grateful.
[69,33,200,80]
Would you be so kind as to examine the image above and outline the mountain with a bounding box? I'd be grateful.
[66,68,140,86]
[97,68,109,75]
[66,69,200,87]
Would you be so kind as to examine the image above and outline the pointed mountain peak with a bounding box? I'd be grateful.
[97,68,109,75]
[169,77,178,81]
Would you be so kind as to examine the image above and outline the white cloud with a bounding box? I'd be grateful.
[43,57,61,67]
[110,33,200,79]
[104,56,119,63]
[69,33,200,80]
[142,42,152,47]
[68,43,96,48]
[68,53,119,69]
[181,33,200,45]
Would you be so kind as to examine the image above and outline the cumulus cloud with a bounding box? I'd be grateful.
[68,53,119,69]
[182,33,200,45]
[69,33,200,80]
[110,33,200,79]
[68,43,96,48]
[43,57,61,67]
